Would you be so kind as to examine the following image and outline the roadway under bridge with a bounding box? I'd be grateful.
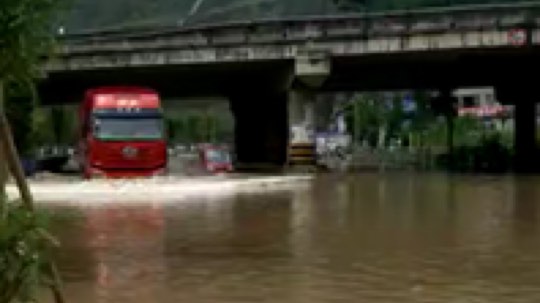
[38,2,540,172]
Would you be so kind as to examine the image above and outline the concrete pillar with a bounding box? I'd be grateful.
[227,46,331,172]
[433,89,458,169]
[496,87,538,173]
[314,94,335,133]
[0,82,6,202]
[514,101,537,173]
[288,89,316,167]
[229,92,288,171]
[289,47,330,169]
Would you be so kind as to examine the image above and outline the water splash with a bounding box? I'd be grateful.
[6,175,313,204]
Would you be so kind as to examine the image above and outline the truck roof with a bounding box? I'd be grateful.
[81,86,161,112]
[85,86,158,96]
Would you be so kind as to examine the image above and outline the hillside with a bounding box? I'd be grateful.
[60,0,519,32]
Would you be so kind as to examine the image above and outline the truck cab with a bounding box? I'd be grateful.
[198,144,233,174]
[78,86,167,179]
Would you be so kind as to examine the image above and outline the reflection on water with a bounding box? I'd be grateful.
[40,173,540,302]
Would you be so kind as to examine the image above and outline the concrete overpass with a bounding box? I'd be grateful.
[38,2,540,171]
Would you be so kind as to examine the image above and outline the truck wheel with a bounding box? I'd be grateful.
[83,165,92,180]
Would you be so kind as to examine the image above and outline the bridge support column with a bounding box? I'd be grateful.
[229,92,288,172]
[497,87,538,173]
[288,89,316,169]
[288,47,331,170]
[430,88,458,169]
[441,89,458,170]
[514,101,537,173]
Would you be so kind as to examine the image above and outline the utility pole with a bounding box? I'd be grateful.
[353,99,361,153]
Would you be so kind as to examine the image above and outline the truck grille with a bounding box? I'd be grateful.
[98,147,158,169]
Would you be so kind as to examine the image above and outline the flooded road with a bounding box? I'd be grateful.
[39,173,540,302]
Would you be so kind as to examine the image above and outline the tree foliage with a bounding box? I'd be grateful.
[345,92,420,147]
[0,1,65,302]
[0,0,62,85]
[0,204,51,303]
[165,109,234,144]
[5,93,35,157]
[1,0,65,157]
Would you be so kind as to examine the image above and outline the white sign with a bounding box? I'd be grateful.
[291,124,314,144]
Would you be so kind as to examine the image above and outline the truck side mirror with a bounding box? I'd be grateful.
[92,121,100,133]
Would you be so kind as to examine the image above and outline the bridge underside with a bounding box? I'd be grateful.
[38,60,294,105]
[327,47,540,91]
[37,46,540,170]
[39,47,540,104]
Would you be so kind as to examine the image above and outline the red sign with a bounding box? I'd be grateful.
[94,93,159,109]
[458,105,512,118]
[508,29,527,46]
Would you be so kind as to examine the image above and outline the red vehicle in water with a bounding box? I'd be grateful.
[198,145,234,174]
[77,86,167,179]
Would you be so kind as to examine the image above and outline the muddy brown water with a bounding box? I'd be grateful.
[39,173,540,302]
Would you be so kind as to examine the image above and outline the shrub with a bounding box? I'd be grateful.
[0,202,54,303]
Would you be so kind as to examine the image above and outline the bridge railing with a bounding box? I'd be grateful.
[57,1,540,54]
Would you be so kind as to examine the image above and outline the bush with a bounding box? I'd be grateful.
[5,92,35,158]
[442,133,514,173]
[0,202,53,303]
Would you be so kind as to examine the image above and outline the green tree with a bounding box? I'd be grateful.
[50,107,66,145]
[0,0,66,302]
[346,93,406,148]
[33,108,56,147]
[172,117,187,142]
[5,90,35,157]
[165,117,176,142]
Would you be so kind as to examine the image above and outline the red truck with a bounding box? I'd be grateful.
[198,144,233,174]
[77,86,167,179]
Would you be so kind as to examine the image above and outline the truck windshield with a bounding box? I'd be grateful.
[206,149,231,164]
[93,117,163,140]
